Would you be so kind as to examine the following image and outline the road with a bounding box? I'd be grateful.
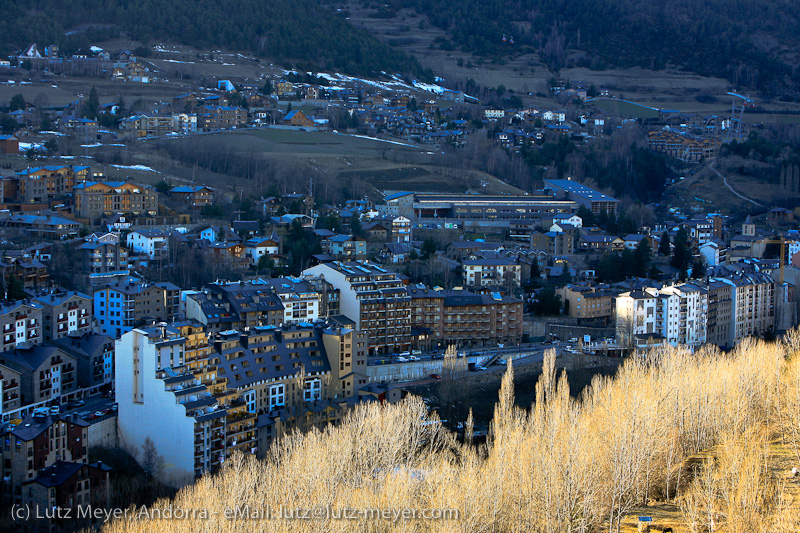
[709,160,765,208]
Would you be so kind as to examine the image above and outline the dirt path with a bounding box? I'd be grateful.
[709,160,766,208]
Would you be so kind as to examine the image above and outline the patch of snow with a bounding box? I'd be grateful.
[347,134,417,148]
[58,156,76,159]
[111,164,159,173]
[19,142,42,151]
[38,131,67,136]
[161,59,195,64]
[80,143,102,148]
[412,81,447,95]
[90,46,103,52]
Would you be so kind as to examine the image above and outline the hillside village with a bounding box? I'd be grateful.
[0,40,799,527]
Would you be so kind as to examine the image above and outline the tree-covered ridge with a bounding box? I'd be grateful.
[0,0,428,78]
[382,0,800,93]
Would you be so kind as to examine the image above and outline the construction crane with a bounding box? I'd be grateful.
[724,92,753,143]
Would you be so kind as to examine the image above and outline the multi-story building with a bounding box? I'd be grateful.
[616,283,708,348]
[0,345,78,407]
[544,179,619,215]
[407,285,523,348]
[117,321,370,482]
[264,277,322,324]
[116,323,256,483]
[196,106,247,132]
[126,229,169,258]
[324,234,367,259]
[303,261,412,355]
[94,281,181,338]
[707,279,734,348]
[727,272,776,342]
[52,333,115,397]
[32,291,93,341]
[185,282,284,334]
[0,300,44,351]
[0,363,22,416]
[76,239,130,284]
[167,185,213,208]
[462,258,522,291]
[391,216,412,243]
[73,181,158,223]
[530,230,575,255]
[557,285,615,321]
[9,165,91,204]
[0,413,110,510]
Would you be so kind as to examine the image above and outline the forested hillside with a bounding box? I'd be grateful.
[0,0,428,78]
[379,0,800,94]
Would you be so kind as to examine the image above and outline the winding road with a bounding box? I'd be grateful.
[709,160,765,208]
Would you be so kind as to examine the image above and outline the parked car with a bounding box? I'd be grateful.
[496,359,507,365]
[411,350,422,355]
[430,374,441,379]
[408,356,420,361]
[398,351,411,357]
[397,356,408,362]
[49,406,60,415]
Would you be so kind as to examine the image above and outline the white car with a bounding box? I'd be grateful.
[397,356,408,362]
[408,356,420,361]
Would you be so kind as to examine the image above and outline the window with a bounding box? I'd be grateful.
[304,378,321,402]
[269,384,285,409]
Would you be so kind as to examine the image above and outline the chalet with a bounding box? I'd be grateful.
[282,111,315,127]
[167,185,213,207]
[0,135,19,154]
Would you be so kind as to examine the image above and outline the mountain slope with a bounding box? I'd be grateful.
[381,0,800,94]
[0,0,429,78]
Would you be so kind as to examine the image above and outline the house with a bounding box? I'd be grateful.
[379,243,413,264]
[462,258,522,290]
[167,185,213,207]
[126,229,169,258]
[324,235,367,260]
[0,135,19,154]
[282,110,315,127]
[243,235,281,266]
[232,220,260,238]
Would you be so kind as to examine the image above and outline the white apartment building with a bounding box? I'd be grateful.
[462,259,522,290]
[126,229,168,258]
[616,283,708,348]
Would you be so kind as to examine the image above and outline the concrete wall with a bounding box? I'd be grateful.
[87,414,118,448]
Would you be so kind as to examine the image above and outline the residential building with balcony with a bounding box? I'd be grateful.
[94,281,180,338]
[0,413,110,510]
[557,285,615,322]
[126,229,169,258]
[184,282,284,334]
[73,181,158,223]
[32,291,93,341]
[264,277,322,324]
[323,234,367,259]
[303,261,412,355]
[51,333,115,397]
[407,285,523,348]
[462,258,522,291]
[116,323,256,483]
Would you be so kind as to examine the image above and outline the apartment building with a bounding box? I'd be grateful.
[185,282,284,334]
[264,277,322,324]
[9,165,91,204]
[557,285,615,321]
[76,240,130,284]
[116,323,256,483]
[0,300,44,351]
[73,181,158,222]
[324,234,367,259]
[117,321,369,481]
[196,105,247,132]
[32,291,93,341]
[303,261,412,355]
[0,413,110,511]
[94,281,180,338]
[52,333,115,397]
[462,258,522,291]
[407,285,523,348]
[616,283,708,348]
[126,229,169,258]
[0,345,78,408]
[727,273,776,342]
